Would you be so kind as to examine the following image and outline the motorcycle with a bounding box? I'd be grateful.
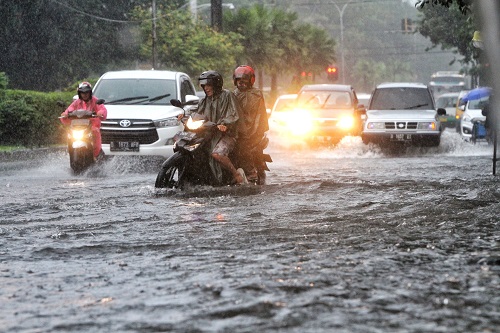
[155,99,271,189]
[59,101,104,174]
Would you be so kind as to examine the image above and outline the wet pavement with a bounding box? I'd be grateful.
[1,130,499,332]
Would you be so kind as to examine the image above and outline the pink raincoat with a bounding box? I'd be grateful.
[60,96,107,158]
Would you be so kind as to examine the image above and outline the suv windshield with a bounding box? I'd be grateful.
[94,78,177,105]
[370,87,433,110]
[297,91,352,109]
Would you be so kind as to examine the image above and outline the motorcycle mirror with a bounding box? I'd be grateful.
[170,99,183,108]
[56,100,66,107]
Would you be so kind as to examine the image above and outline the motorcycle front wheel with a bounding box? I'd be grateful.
[70,147,92,174]
[155,153,186,188]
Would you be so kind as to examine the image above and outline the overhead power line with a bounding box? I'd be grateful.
[49,0,174,24]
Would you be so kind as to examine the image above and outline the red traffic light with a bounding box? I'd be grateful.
[327,66,337,73]
[327,66,338,81]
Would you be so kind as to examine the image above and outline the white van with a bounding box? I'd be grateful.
[93,70,198,157]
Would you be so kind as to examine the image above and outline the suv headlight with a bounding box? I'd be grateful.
[154,117,180,128]
[417,122,437,130]
[338,116,354,129]
[462,115,471,124]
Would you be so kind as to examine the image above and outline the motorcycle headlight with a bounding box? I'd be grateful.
[154,117,180,128]
[71,129,85,140]
[186,117,205,130]
[417,122,437,130]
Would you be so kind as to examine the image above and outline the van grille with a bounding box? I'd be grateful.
[384,122,418,130]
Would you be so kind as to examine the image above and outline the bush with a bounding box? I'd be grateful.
[0,90,74,147]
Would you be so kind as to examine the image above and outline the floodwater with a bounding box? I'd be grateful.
[1,129,499,333]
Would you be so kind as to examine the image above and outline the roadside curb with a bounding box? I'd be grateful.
[0,147,66,161]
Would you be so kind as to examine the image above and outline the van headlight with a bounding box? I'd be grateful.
[367,122,385,129]
[154,117,180,128]
[417,122,437,130]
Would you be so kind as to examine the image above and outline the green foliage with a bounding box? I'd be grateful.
[132,4,243,79]
[0,72,8,90]
[417,2,477,64]
[0,1,150,91]
[0,90,73,147]
[415,0,472,14]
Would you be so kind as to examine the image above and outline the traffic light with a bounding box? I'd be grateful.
[327,66,338,81]
[401,18,413,33]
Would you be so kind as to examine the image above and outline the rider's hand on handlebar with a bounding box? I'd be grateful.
[217,124,227,132]
[60,112,67,118]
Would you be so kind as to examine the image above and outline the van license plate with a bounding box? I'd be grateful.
[110,141,140,152]
[391,134,412,141]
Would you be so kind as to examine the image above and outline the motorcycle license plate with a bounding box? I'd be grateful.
[71,119,90,126]
[390,133,412,141]
[176,132,196,140]
[110,141,140,152]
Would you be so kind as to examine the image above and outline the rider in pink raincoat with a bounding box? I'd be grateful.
[60,82,107,159]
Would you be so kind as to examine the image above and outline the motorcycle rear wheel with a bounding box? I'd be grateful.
[155,153,185,188]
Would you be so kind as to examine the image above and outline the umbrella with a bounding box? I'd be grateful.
[462,87,492,102]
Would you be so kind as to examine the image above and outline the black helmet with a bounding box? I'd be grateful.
[198,70,223,95]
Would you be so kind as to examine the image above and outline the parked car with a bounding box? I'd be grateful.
[435,92,460,128]
[361,82,446,147]
[459,96,490,141]
[93,70,199,157]
[357,93,371,108]
[454,90,470,132]
[286,84,365,144]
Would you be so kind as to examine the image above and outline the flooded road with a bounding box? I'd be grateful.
[1,129,499,333]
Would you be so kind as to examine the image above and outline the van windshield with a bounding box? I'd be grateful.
[94,78,177,105]
[370,87,433,110]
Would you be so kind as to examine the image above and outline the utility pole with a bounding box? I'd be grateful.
[331,0,353,84]
[152,0,157,69]
[211,0,223,31]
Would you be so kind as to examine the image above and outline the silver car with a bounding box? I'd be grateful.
[362,82,446,147]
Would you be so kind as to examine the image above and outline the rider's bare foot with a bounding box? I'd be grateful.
[234,168,248,185]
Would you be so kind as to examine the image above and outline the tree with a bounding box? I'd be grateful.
[0,1,150,91]
[415,0,472,14]
[224,4,336,101]
[417,2,478,65]
[131,4,243,80]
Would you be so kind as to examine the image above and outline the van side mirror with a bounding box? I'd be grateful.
[184,94,200,105]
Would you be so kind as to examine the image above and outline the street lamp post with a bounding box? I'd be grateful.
[152,0,157,69]
[331,0,354,84]
[332,0,352,84]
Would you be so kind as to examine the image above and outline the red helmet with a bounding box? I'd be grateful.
[233,65,255,87]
